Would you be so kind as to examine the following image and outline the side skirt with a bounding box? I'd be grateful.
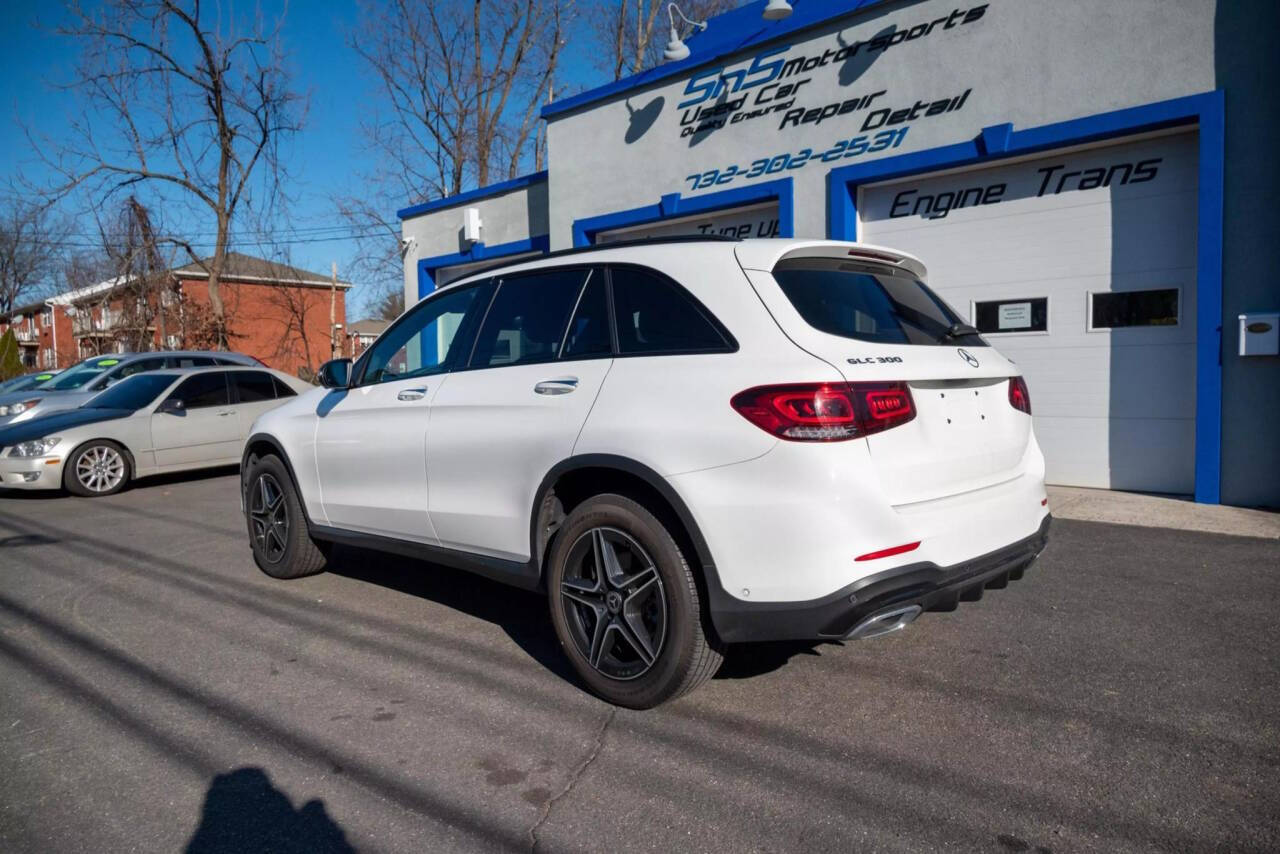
[307,523,543,592]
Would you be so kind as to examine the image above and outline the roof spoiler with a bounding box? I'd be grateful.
[736,240,929,281]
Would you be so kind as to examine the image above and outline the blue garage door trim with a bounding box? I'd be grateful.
[572,178,794,247]
[417,235,552,300]
[825,90,1225,503]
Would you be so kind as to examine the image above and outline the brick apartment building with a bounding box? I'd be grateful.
[0,253,351,378]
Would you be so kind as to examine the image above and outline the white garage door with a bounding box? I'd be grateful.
[596,201,780,243]
[860,131,1198,494]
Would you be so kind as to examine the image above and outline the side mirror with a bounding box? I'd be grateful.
[317,358,352,389]
[157,397,185,416]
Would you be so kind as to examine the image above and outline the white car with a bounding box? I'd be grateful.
[0,366,309,496]
[0,350,261,427]
[241,237,1050,708]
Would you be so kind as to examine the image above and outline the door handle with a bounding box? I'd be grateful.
[534,377,579,396]
[218,410,236,417]
[397,388,427,401]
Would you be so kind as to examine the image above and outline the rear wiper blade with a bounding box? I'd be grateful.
[942,322,980,340]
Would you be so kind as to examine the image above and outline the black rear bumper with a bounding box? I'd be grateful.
[709,516,1052,643]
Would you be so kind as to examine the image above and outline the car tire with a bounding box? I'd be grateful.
[244,453,329,579]
[63,440,131,497]
[548,493,723,709]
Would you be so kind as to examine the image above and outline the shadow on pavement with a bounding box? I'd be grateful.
[185,767,354,854]
[324,544,582,688]
[715,640,832,679]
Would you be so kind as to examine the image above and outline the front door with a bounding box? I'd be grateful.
[314,280,492,542]
[428,267,613,560]
[150,372,241,468]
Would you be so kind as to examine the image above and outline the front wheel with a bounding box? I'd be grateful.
[244,453,329,579]
[547,494,723,708]
[64,440,131,497]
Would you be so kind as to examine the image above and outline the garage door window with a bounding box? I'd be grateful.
[973,298,1048,334]
[1089,289,1179,330]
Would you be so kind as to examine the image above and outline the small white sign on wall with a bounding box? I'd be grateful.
[998,301,1033,330]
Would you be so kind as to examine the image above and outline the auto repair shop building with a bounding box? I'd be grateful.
[399,0,1279,508]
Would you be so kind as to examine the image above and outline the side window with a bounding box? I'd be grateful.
[231,370,276,403]
[171,356,217,368]
[562,275,613,359]
[609,266,731,354]
[271,376,297,398]
[359,281,490,385]
[470,269,588,368]
[167,373,230,410]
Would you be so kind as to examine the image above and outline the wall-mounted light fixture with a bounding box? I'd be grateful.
[763,0,793,21]
[663,3,708,62]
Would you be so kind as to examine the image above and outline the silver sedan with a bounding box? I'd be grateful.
[0,366,311,496]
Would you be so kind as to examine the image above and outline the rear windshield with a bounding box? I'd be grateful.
[772,258,986,347]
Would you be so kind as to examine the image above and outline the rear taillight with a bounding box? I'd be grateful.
[731,381,916,442]
[1008,376,1031,414]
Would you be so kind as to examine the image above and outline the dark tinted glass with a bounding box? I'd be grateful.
[974,298,1049,333]
[87,374,175,410]
[562,276,613,358]
[272,376,297,398]
[470,270,588,367]
[232,370,276,402]
[1091,289,1178,328]
[610,267,729,354]
[361,282,488,384]
[44,356,124,390]
[169,373,229,409]
[773,258,984,346]
[172,356,217,368]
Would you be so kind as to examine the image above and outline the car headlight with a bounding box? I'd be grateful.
[0,398,42,417]
[7,438,61,457]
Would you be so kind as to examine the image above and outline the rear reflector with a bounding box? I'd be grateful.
[1009,376,1032,414]
[855,541,921,562]
[731,381,916,441]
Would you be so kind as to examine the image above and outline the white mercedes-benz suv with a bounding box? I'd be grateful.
[241,238,1050,708]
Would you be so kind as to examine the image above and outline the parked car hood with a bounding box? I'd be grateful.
[0,408,134,446]
[0,387,78,407]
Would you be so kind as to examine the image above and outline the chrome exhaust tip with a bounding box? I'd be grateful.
[846,604,923,641]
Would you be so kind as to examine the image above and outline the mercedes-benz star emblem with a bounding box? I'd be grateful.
[958,348,980,368]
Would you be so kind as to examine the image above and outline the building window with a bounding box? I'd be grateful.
[973,298,1049,334]
[1089,288,1179,330]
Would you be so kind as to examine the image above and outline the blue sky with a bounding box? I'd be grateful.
[0,0,599,315]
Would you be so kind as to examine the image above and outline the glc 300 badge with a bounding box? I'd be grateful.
[958,348,980,368]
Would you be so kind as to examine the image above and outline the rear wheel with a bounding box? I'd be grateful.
[64,440,130,497]
[244,453,329,579]
[548,494,722,708]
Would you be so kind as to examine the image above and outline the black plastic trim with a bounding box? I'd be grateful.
[711,516,1053,643]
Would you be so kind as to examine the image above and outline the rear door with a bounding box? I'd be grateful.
[150,372,241,468]
[740,248,1031,505]
[229,370,291,436]
[426,267,612,560]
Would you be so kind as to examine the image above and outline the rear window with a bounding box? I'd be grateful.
[772,258,986,347]
[610,266,732,354]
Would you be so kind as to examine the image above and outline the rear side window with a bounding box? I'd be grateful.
[609,267,731,355]
[772,257,985,347]
[231,370,276,402]
[168,373,230,409]
[470,269,588,367]
[272,376,297,398]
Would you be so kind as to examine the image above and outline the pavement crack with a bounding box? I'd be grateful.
[528,706,615,853]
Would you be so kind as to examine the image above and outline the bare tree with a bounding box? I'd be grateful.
[40,0,304,348]
[593,0,740,81]
[0,198,69,313]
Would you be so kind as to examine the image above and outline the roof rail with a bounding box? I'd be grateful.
[444,234,742,282]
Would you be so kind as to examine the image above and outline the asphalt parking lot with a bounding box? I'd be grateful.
[1,472,1277,853]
